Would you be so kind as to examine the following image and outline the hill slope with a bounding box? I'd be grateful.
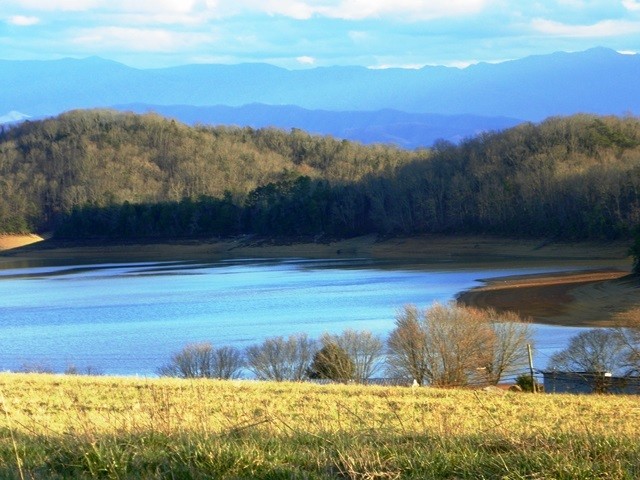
[1,110,640,241]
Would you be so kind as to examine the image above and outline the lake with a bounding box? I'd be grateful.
[0,257,587,376]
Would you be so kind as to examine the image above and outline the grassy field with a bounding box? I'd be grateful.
[0,374,639,479]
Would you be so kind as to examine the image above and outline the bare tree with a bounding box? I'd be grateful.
[158,342,244,379]
[211,346,245,379]
[548,329,626,373]
[387,303,531,387]
[245,333,317,381]
[480,309,533,385]
[386,305,430,385]
[421,303,495,387]
[321,329,384,383]
[612,308,640,375]
[64,364,104,376]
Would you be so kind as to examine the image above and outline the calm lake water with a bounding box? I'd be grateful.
[0,257,586,376]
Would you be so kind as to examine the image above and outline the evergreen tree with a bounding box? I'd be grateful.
[308,342,355,382]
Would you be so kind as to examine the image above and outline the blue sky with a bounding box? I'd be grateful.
[2,0,640,69]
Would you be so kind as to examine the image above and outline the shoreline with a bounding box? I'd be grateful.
[0,234,45,251]
[1,233,632,263]
[457,269,638,327]
[1,233,637,327]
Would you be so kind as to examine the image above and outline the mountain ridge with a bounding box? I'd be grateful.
[111,103,522,148]
[2,47,638,145]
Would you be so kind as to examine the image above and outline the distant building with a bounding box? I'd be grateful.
[542,371,640,395]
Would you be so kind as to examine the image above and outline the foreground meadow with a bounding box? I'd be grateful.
[0,374,638,479]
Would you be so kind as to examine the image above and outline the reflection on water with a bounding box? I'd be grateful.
[0,258,588,376]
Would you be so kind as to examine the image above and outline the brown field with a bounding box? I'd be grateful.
[0,373,639,478]
[1,233,637,327]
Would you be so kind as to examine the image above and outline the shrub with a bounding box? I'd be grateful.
[515,373,541,392]
[387,302,532,387]
[158,342,244,379]
[320,329,383,383]
[245,333,317,381]
[308,342,355,382]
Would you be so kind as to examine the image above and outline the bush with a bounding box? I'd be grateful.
[245,333,317,381]
[308,342,355,382]
[515,373,541,393]
[158,342,244,379]
[320,329,383,383]
[387,303,532,387]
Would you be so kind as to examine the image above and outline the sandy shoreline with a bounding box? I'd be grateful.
[1,233,637,327]
[0,234,45,251]
[457,269,638,327]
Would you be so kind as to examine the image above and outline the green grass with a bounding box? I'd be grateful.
[1,373,639,479]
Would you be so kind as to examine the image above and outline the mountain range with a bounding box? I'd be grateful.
[2,47,639,147]
[114,103,521,149]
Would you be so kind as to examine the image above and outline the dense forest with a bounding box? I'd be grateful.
[1,109,640,240]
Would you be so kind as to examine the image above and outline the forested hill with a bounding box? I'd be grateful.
[1,109,640,240]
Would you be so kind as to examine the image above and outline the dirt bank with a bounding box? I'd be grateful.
[0,234,632,265]
[457,270,639,327]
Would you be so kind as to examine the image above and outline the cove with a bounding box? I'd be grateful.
[0,258,585,376]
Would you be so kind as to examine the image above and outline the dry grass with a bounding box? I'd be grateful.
[0,373,639,478]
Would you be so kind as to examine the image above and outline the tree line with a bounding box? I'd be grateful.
[158,303,535,387]
[159,303,640,387]
[2,110,640,241]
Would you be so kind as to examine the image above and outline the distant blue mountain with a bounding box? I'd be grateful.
[2,47,638,145]
[114,103,521,148]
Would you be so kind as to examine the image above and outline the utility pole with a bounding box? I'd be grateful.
[527,343,536,393]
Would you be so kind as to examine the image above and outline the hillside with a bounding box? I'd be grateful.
[0,373,638,479]
[1,110,640,241]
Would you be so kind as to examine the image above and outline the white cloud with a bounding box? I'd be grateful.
[5,0,219,22]
[8,0,195,11]
[9,0,99,11]
[296,55,316,64]
[323,0,492,20]
[623,0,640,11]
[3,0,493,26]
[128,0,198,13]
[531,18,640,37]
[8,15,40,26]
[226,0,493,20]
[240,0,316,20]
[3,0,640,69]
[71,27,213,52]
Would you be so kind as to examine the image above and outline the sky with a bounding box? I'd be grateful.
[1,0,640,69]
